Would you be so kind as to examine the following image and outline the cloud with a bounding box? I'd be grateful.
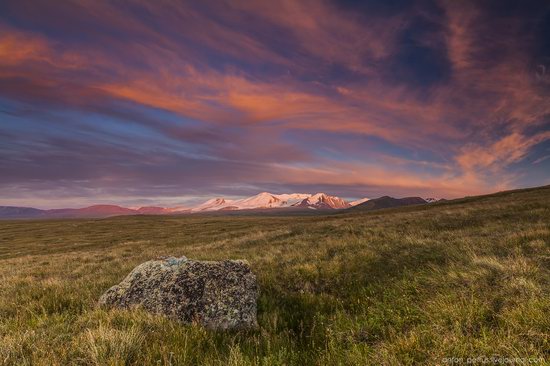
[0,0,549,206]
[456,131,550,173]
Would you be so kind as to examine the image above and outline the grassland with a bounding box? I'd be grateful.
[0,186,549,365]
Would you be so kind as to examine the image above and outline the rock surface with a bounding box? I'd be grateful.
[99,256,259,330]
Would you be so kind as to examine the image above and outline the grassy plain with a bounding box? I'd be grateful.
[0,186,549,365]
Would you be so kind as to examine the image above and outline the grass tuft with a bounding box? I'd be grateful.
[79,324,144,366]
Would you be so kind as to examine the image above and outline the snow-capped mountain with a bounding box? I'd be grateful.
[297,193,351,209]
[190,192,350,211]
[192,198,230,212]
[229,192,310,210]
[350,198,370,206]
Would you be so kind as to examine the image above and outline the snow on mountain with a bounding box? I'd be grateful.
[238,192,312,209]
[192,198,230,212]
[272,193,311,206]
[297,193,351,209]
[231,192,284,209]
[190,192,347,211]
[350,198,370,206]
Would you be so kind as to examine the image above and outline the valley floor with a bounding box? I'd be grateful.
[0,186,549,365]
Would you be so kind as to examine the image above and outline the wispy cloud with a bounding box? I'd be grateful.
[0,0,549,206]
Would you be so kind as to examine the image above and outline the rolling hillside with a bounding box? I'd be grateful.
[0,185,548,365]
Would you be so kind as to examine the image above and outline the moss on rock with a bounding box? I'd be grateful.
[98,256,258,330]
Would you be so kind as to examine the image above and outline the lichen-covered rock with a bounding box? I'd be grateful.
[98,256,258,330]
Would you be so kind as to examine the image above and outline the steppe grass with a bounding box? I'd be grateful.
[0,186,549,365]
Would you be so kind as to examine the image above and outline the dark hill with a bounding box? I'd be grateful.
[349,196,427,211]
[0,206,45,218]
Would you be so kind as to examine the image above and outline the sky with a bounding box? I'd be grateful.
[1,0,550,208]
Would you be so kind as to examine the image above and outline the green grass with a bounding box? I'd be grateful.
[0,186,549,365]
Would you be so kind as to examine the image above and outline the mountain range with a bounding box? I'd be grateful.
[192,192,352,212]
[0,192,434,219]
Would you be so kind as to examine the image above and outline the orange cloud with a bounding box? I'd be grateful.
[0,25,89,70]
[1,1,549,200]
[456,132,550,173]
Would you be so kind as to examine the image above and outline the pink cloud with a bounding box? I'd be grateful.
[1,0,549,203]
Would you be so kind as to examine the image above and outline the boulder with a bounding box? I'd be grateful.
[99,256,259,330]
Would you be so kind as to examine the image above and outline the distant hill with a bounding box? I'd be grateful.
[136,206,171,215]
[0,193,437,219]
[0,206,46,219]
[348,196,427,211]
[0,205,141,219]
[46,205,138,218]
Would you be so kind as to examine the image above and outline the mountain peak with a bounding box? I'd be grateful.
[297,193,350,209]
[192,197,229,212]
[310,192,327,199]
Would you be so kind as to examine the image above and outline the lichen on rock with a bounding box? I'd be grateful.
[98,256,259,330]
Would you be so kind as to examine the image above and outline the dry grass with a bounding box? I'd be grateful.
[80,323,145,366]
[0,186,549,365]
